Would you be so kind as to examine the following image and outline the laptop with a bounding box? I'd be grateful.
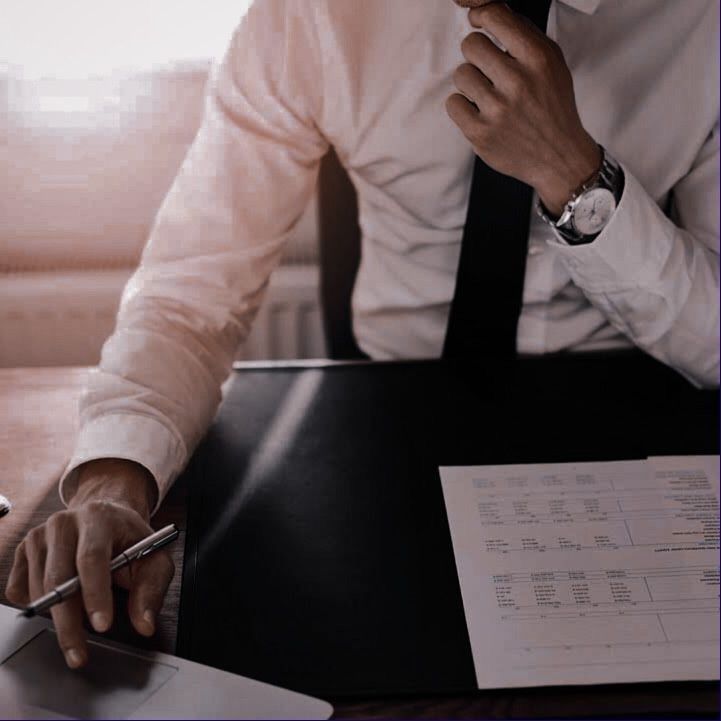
[0,604,332,720]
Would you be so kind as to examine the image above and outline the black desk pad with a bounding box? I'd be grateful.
[177,354,719,698]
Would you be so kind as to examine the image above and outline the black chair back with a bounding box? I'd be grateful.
[317,148,366,359]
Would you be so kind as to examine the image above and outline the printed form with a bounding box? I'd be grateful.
[440,456,719,689]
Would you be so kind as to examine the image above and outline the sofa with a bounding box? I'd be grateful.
[0,60,324,367]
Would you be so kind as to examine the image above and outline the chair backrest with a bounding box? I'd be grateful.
[317,148,366,359]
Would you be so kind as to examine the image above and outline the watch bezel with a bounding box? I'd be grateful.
[570,187,617,237]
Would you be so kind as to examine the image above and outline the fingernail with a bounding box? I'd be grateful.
[90,611,109,632]
[142,609,155,633]
[65,649,84,669]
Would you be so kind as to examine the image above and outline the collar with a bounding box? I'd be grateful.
[559,0,602,14]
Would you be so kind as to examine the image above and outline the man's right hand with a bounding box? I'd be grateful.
[4,458,174,669]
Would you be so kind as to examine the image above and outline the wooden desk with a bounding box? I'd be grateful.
[0,367,186,653]
[0,366,717,719]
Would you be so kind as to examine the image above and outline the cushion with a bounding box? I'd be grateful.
[0,62,208,272]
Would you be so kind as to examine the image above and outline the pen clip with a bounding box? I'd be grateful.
[137,528,179,558]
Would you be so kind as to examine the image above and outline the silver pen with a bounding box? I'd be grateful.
[18,523,179,618]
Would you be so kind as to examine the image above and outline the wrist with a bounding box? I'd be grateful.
[536,134,602,217]
[536,146,624,245]
[68,458,157,520]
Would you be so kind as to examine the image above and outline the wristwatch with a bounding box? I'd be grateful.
[536,146,624,246]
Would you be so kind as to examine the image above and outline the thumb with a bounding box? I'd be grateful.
[125,552,175,637]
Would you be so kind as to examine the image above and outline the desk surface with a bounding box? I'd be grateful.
[0,363,718,719]
[179,354,718,717]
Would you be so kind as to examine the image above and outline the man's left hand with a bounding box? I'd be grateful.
[446,1,601,216]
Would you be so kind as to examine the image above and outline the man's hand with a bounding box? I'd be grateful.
[4,458,174,669]
[446,1,602,215]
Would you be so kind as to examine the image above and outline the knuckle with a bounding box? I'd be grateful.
[76,544,109,576]
[446,92,463,110]
[468,119,485,145]
[12,538,27,561]
[5,584,21,603]
[445,99,460,126]
[530,44,556,74]
[83,499,116,518]
[446,94,467,123]
[453,63,476,92]
[25,526,46,551]
[505,71,526,102]
[480,2,503,22]
[44,562,74,593]
[45,510,74,536]
[490,1,506,16]
[76,545,106,569]
[484,98,505,124]
[5,568,24,596]
[43,571,64,593]
[460,32,481,59]
[469,121,489,148]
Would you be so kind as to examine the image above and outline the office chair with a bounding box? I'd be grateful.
[317,148,366,360]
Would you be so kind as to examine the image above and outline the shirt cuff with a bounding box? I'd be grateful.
[547,165,675,294]
[58,413,186,516]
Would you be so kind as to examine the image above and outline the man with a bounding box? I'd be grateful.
[6,0,719,668]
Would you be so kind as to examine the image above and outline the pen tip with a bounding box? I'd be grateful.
[17,609,33,619]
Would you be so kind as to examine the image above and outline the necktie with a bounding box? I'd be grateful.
[442,0,552,360]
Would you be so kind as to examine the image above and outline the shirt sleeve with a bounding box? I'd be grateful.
[59,0,329,513]
[548,124,720,388]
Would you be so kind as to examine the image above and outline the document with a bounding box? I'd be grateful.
[440,456,720,689]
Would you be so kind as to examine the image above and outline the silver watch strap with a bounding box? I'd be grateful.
[536,146,624,246]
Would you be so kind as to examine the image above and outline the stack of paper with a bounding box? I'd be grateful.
[440,456,720,689]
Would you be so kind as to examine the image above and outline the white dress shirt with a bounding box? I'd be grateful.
[60,0,720,511]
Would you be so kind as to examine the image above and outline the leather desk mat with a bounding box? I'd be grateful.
[177,354,719,703]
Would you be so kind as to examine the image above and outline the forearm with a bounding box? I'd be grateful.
[59,194,270,514]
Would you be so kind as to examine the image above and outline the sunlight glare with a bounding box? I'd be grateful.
[2,0,253,78]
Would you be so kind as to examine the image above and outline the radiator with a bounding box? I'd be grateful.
[237,264,327,361]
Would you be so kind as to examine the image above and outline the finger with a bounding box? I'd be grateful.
[453,62,495,108]
[469,2,544,63]
[446,92,482,137]
[44,516,88,669]
[6,542,30,606]
[50,596,88,669]
[24,529,47,605]
[76,515,115,633]
[461,32,517,89]
[127,552,174,637]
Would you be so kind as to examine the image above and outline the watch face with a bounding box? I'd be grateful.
[573,188,616,236]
